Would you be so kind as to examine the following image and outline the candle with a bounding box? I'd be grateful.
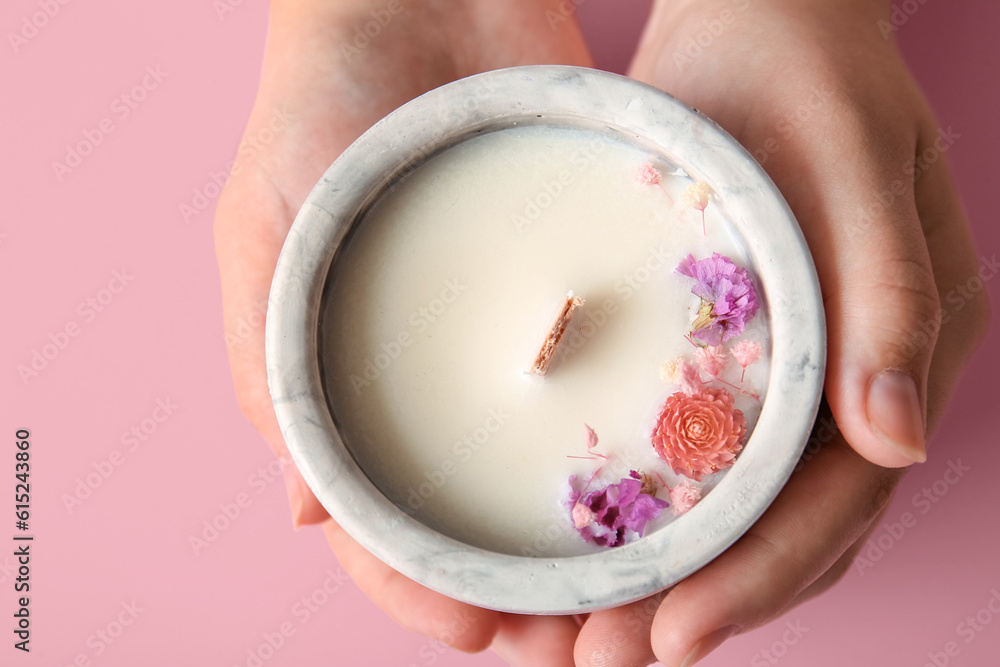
[267,65,824,613]
[321,125,770,557]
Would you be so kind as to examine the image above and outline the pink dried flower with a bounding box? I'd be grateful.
[662,358,702,394]
[678,359,702,395]
[669,481,702,516]
[567,472,668,548]
[636,162,661,186]
[572,501,596,529]
[651,387,747,481]
[567,423,609,474]
[695,345,727,377]
[732,340,762,381]
[676,253,760,346]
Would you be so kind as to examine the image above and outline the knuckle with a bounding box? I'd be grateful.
[850,256,942,364]
[879,256,941,313]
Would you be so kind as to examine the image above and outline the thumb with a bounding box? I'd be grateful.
[797,143,939,468]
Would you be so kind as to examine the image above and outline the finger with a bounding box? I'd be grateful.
[573,593,666,667]
[762,94,943,468]
[908,122,990,426]
[790,132,989,600]
[789,500,890,607]
[492,614,579,667]
[648,435,902,666]
[283,463,331,528]
[321,519,500,652]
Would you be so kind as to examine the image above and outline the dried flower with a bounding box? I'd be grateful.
[681,182,712,210]
[669,481,702,516]
[568,472,668,548]
[695,345,727,377]
[732,340,762,382]
[636,162,662,186]
[635,470,659,496]
[681,182,713,234]
[662,357,702,395]
[676,253,760,346]
[660,358,681,382]
[651,387,747,481]
[678,360,702,395]
[572,501,596,529]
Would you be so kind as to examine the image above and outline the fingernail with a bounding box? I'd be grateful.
[283,463,306,529]
[866,370,927,464]
[680,625,737,667]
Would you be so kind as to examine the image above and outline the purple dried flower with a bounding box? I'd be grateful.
[567,471,669,548]
[676,253,760,345]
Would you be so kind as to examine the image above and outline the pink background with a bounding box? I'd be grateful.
[2,0,998,665]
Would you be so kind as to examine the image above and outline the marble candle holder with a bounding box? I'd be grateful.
[265,66,826,614]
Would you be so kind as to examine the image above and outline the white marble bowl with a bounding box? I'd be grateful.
[266,66,826,614]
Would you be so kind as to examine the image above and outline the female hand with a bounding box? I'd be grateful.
[567,1,989,664]
[214,0,594,663]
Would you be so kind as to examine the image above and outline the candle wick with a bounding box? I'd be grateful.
[528,291,585,377]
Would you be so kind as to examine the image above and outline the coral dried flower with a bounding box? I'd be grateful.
[651,387,747,481]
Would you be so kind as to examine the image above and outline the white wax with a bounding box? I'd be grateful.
[322,125,770,556]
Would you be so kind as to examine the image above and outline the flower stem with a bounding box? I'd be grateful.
[659,182,675,205]
[712,373,759,401]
